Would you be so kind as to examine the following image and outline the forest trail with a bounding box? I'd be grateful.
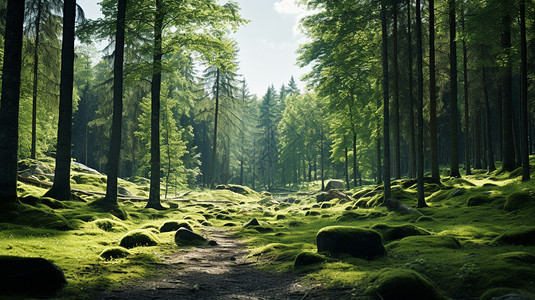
[95,228,314,300]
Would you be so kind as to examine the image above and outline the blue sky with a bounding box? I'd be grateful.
[77,0,309,97]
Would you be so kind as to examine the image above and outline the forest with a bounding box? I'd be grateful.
[0,0,534,299]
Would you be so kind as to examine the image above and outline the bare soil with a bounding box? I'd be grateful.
[94,228,316,299]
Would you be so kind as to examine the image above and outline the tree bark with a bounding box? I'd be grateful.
[393,2,401,180]
[449,0,461,178]
[407,0,416,179]
[482,66,496,172]
[416,0,427,207]
[429,0,440,182]
[381,0,391,200]
[44,0,76,201]
[462,9,471,175]
[31,0,42,159]
[103,0,127,207]
[520,0,530,180]
[0,0,25,205]
[146,0,165,209]
[501,12,516,172]
[210,68,220,188]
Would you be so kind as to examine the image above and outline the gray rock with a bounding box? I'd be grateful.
[325,179,345,191]
[71,161,101,174]
[0,256,67,296]
[174,228,207,246]
[316,192,335,202]
[118,186,133,196]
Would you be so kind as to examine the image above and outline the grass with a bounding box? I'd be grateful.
[2,157,535,299]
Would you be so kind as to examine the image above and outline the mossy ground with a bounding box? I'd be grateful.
[2,158,535,299]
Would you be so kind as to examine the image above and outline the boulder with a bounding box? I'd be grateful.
[119,230,158,249]
[174,228,207,246]
[159,220,192,233]
[493,227,535,246]
[369,268,449,300]
[467,195,493,206]
[504,191,533,211]
[100,247,130,260]
[316,192,334,202]
[316,226,386,260]
[325,179,345,191]
[118,186,133,196]
[294,252,325,267]
[243,218,260,227]
[0,256,67,296]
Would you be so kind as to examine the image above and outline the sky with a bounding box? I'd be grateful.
[77,0,310,97]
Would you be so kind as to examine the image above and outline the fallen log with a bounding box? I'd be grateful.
[383,198,424,216]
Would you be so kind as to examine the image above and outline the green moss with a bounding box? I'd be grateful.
[159,220,192,233]
[119,230,158,249]
[371,224,430,241]
[250,243,307,262]
[495,252,535,264]
[493,227,535,246]
[368,268,450,300]
[100,247,130,260]
[416,216,435,222]
[504,191,534,211]
[388,235,461,254]
[467,195,493,206]
[479,288,532,300]
[294,252,325,267]
[336,211,366,222]
[317,226,386,260]
[92,219,128,232]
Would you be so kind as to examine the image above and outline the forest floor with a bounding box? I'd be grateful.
[2,157,535,300]
[93,227,311,299]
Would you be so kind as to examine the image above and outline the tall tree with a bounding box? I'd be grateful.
[102,0,127,206]
[449,0,461,178]
[415,0,427,207]
[407,0,416,179]
[482,66,496,172]
[429,0,440,182]
[210,67,220,188]
[520,0,530,180]
[462,7,471,175]
[0,0,25,205]
[392,0,401,180]
[44,0,77,201]
[381,0,391,200]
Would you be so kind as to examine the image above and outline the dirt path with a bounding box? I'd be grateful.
[94,228,313,299]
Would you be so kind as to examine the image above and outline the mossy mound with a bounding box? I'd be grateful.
[159,220,192,233]
[368,268,450,300]
[495,252,535,264]
[99,247,130,260]
[243,218,260,227]
[336,211,366,222]
[250,243,304,262]
[504,191,534,211]
[367,186,416,207]
[174,228,207,246]
[215,184,259,196]
[0,256,67,297]
[119,230,158,249]
[316,226,386,260]
[92,219,128,232]
[493,227,535,246]
[467,195,493,206]
[479,288,532,300]
[416,216,435,222]
[294,252,325,267]
[371,224,430,241]
[305,211,321,217]
[6,205,72,230]
[388,235,461,253]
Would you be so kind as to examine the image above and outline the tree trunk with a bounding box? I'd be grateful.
[462,9,471,175]
[393,2,401,180]
[520,0,530,180]
[44,0,76,201]
[381,0,391,200]
[0,0,25,205]
[407,0,416,179]
[103,0,126,207]
[345,144,350,190]
[416,0,427,207]
[31,0,42,159]
[352,132,357,187]
[429,0,440,182]
[146,0,165,209]
[210,68,220,188]
[482,67,496,172]
[474,108,482,169]
[449,0,461,178]
[321,126,325,191]
[501,12,515,171]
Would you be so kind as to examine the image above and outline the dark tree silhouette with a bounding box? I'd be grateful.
[520,0,530,181]
[449,0,461,178]
[44,0,76,201]
[501,9,515,172]
[416,0,427,207]
[0,0,25,205]
[429,0,440,182]
[381,0,391,200]
[392,1,400,180]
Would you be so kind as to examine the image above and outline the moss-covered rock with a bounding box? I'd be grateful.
[174,228,207,246]
[336,211,366,222]
[99,247,130,260]
[92,219,128,232]
[320,202,332,209]
[371,224,430,241]
[243,218,260,227]
[479,288,532,300]
[305,210,321,217]
[159,220,192,233]
[467,195,493,206]
[316,226,386,260]
[119,230,158,249]
[325,179,345,191]
[0,256,67,297]
[368,268,450,300]
[493,227,535,246]
[294,252,325,267]
[495,252,535,264]
[388,235,461,253]
[503,191,534,211]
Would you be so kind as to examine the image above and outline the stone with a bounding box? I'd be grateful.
[325,179,345,191]
[174,228,207,246]
[316,226,386,260]
[117,186,133,196]
[369,268,448,300]
[316,192,334,202]
[294,252,325,267]
[504,191,533,211]
[243,218,260,227]
[119,230,158,249]
[0,256,67,296]
[100,247,130,260]
[159,220,192,233]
